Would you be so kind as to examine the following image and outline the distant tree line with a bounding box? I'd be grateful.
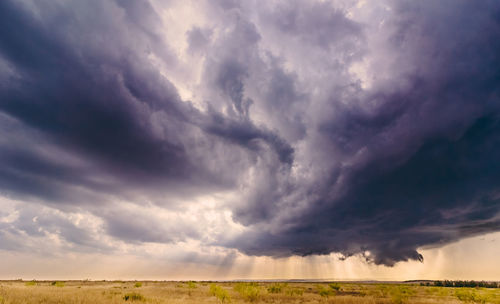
[420,281,498,288]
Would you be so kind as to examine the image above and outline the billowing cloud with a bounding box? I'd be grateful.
[0,0,499,268]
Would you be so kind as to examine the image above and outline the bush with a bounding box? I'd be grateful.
[317,285,335,298]
[267,283,286,293]
[210,284,231,303]
[51,281,65,287]
[329,283,341,291]
[25,281,37,286]
[187,281,197,296]
[234,283,260,302]
[134,282,142,288]
[123,292,145,301]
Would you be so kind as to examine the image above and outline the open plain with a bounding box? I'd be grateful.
[0,281,498,304]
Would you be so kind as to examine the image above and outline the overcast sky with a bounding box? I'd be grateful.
[0,0,499,280]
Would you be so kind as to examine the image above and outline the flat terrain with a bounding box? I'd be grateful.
[0,280,498,304]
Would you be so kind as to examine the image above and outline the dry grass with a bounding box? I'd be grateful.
[0,280,498,304]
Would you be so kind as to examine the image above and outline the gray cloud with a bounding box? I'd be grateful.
[0,0,499,267]
[219,0,500,265]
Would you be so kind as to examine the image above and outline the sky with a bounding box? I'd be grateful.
[0,0,499,280]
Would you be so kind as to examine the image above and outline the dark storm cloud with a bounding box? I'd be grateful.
[0,0,293,249]
[0,0,283,201]
[0,0,188,183]
[224,0,500,265]
[233,116,500,265]
[1,0,500,266]
[0,114,115,205]
[202,111,294,165]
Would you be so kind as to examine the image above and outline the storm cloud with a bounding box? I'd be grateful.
[0,0,499,267]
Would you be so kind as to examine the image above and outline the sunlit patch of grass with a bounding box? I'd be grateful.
[316,284,336,298]
[455,289,482,303]
[390,285,416,304]
[453,288,500,304]
[377,284,391,297]
[210,284,231,303]
[285,287,304,297]
[234,282,261,302]
[426,286,449,297]
[51,281,65,287]
[25,280,37,286]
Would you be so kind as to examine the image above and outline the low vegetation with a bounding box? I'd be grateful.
[0,280,497,303]
[234,282,261,302]
[50,281,65,287]
[123,292,145,301]
[431,280,499,288]
[267,282,286,293]
[210,283,231,303]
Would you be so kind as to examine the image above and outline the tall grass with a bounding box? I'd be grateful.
[210,284,231,303]
[234,282,261,302]
[0,280,497,304]
[123,292,145,301]
[267,283,286,293]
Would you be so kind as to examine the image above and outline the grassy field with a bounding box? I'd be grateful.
[0,280,498,304]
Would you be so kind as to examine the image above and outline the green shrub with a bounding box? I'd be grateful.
[210,284,231,303]
[51,281,65,287]
[123,292,145,301]
[329,283,341,291]
[209,284,218,295]
[187,281,197,296]
[25,281,37,286]
[267,283,286,293]
[317,285,335,298]
[234,282,260,302]
[134,282,142,288]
